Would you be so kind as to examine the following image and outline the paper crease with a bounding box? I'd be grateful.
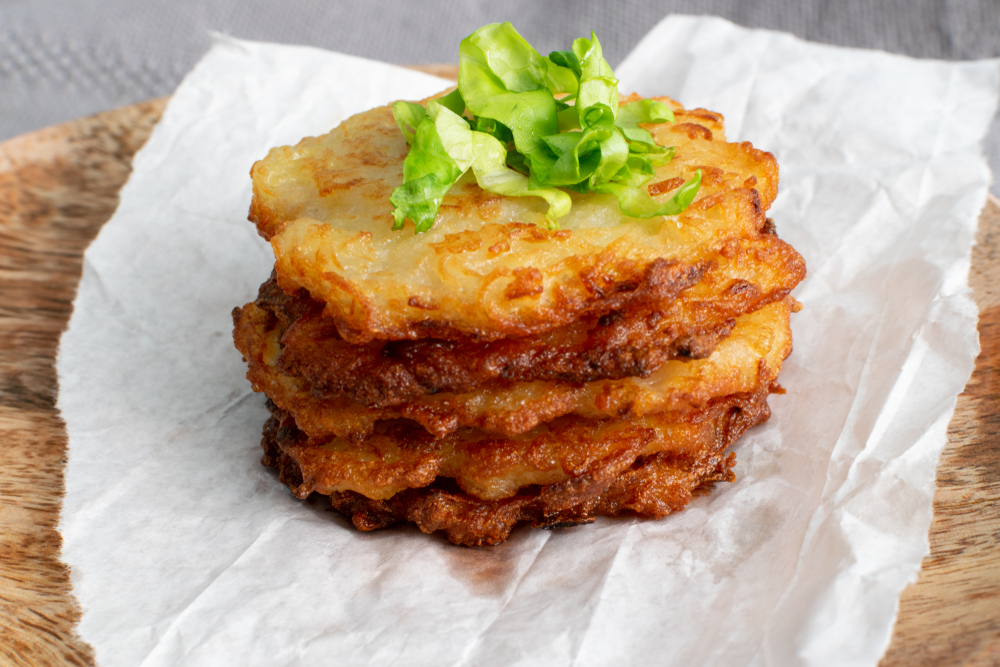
[134,513,294,667]
[450,533,551,667]
[55,18,997,667]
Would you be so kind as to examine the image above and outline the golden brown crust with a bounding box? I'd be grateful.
[261,382,772,546]
[250,97,785,343]
[261,377,773,503]
[234,298,793,442]
[269,188,777,344]
[235,221,804,409]
[238,94,802,547]
[252,272,732,402]
[281,312,735,402]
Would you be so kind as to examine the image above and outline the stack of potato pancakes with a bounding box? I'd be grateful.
[232,95,805,546]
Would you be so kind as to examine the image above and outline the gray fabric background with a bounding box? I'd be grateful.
[2,0,999,194]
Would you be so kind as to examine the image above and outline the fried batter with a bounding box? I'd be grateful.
[280,309,734,402]
[234,298,793,442]
[262,377,773,503]
[235,89,804,546]
[236,224,803,407]
[251,97,784,343]
[262,381,772,546]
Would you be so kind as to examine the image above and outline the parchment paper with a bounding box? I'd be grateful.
[58,16,1000,667]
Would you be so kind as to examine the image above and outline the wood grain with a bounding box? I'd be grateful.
[0,97,168,667]
[881,196,1000,667]
[0,79,997,665]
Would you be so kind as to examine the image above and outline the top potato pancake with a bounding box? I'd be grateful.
[250,96,781,343]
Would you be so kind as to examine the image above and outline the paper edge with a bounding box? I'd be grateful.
[52,25,1000,667]
[53,31,459,652]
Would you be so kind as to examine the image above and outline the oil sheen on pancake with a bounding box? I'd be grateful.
[234,76,805,545]
[250,97,784,343]
[234,298,793,442]
[240,219,804,406]
[262,380,774,547]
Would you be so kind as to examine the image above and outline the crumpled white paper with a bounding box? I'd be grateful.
[57,16,999,667]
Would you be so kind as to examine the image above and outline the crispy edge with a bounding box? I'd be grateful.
[234,296,792,442]
[236,226,804,410]
[266,275,740,405]
[260,381,773,546]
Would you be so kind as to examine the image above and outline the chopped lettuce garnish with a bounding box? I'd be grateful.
[390,102,464,232]
[390,22,701,232]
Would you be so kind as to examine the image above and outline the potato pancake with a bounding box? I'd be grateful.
[262,380,772,547]
[263,378,773,504]
[251,98,783,343]
[233,36,804,545]
[239,222,803,406]
[234,297,793,442]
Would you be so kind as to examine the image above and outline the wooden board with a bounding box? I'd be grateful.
[1,74,998,665]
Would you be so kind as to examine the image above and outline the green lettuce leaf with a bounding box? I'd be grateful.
[391,101,427,145]
[594,169,702,218]
[572,33,618,125]
[616,98,675,152]
[593,129,629,184]
[474,116,513,144]
[389,22,701,233]
[542,57,579,96]
[472,131,572,226]
[547,50,581,78]
[435,103,571,225]
[436,88,466,116]
[458,22,557,153]
[389,111,465,233]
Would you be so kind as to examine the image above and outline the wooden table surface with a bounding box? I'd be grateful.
[1,71,999,665]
